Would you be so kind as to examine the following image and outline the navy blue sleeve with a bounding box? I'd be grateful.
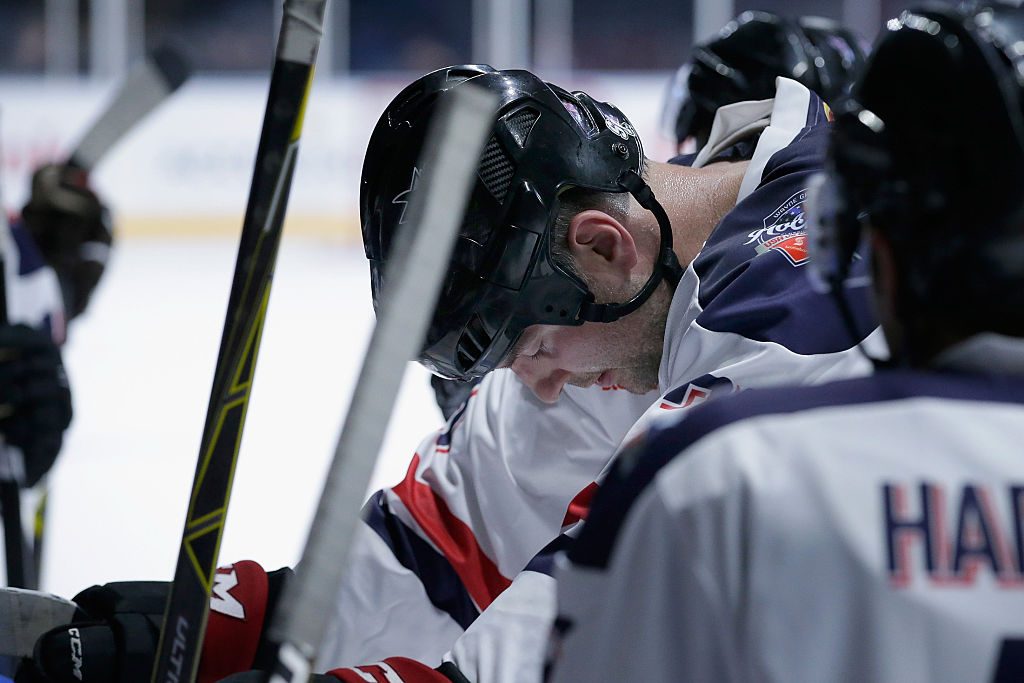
[690,101,875,355]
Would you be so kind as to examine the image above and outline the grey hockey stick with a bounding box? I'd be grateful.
[68,44,191,173]
[264,83,498,682]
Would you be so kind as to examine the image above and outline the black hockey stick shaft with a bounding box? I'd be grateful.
[0,482,29,588]
[0,187,36,590]
[150,3,325,682]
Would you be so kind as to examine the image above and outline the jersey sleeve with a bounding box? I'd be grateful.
[316,368,653,668]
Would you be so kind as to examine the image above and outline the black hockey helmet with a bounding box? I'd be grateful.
[361,65,682,380]
[663,11,866,147]
[807,2,1024,330]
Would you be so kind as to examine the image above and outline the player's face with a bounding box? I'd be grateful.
[507,303,667,403]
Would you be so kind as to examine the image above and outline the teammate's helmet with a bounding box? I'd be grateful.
[808,2,1024,334]
[362,65,682,380]
[663,11,866,147]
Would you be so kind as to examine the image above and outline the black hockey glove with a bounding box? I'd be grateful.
[0,324,72,487]
[15,563,291,683]
[21,163,113,320]
[14,581,167,683]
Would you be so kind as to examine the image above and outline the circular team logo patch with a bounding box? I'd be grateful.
[744,189,810,267]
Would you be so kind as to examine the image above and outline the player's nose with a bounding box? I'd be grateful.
[510,359,570,404]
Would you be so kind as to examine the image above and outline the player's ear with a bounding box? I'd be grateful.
[567,210,637,285]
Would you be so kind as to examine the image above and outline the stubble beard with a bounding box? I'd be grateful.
[570,280,670,396]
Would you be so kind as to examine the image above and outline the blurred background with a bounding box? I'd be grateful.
[0,0,952,596]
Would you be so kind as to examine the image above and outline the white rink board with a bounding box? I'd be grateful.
[0,73,675,223]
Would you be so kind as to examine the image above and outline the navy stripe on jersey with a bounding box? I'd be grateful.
[570,369,1024,569]
[690,93,875,354]
[9,220,48,276]
[363,491,480,630]
[523,534,575,578]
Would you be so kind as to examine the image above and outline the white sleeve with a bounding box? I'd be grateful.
[318,368,653,668]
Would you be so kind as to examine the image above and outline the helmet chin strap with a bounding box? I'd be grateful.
[578,170,684,324]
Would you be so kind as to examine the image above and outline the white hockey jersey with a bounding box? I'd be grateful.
[552,334,1024,683]
[0,215,65,342]
[320,79,879,680]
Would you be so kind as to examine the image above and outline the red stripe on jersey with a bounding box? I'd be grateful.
[392,454,512,610]
[562,482,599,527]
[330,657,454,682]
[362,666,390,683]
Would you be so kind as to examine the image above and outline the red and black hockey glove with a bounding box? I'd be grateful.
[15,561,288,683]
[218,659,470,683]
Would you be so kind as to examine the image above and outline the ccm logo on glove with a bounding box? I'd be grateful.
[68,628,83,680]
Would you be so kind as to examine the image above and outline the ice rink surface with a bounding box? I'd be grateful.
[37,235,444,597]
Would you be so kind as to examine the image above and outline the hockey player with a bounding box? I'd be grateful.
[663,11,866,152]
[549,3,1024,681]
[12,62,881,682]
[435,14,866,425]
[0,162,112,588]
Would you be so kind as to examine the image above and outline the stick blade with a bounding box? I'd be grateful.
[0,588,76,670]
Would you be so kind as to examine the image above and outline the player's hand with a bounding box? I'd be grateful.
[20,163,113,320]
[0,324,72,487]
[16,562,289,683]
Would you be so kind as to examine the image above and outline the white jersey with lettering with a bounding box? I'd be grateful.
[319,78,880,681]
[552,334,1024,683]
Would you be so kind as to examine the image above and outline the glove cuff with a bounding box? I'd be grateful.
[197,560,270,683]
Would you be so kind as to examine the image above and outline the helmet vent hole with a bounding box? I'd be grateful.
[457,314,493,371]
[478,135,516,203]
[506,108,539,147]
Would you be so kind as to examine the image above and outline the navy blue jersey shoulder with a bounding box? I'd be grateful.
[570,369,1024,569]
[690,93,875,354]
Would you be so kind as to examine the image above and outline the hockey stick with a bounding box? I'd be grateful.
[0,122,35,590]
[67,44,191,173]
[264,83,498,682]
[15,46,192,592]
[0,260,32,590]
[150,3,326,682]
